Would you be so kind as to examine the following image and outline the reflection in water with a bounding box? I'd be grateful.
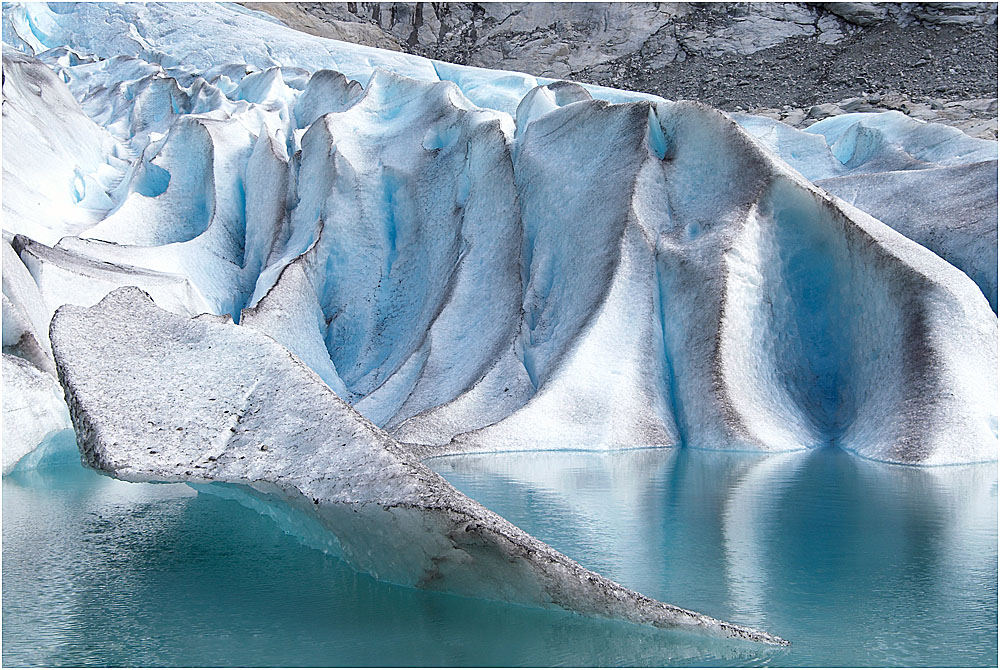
[3,448,996,667]
[2,461,774,667]
[722,450,806,626]
[435,447,998,667]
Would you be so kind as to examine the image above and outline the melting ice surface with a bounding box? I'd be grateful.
[2,0,998,661]
[4,447,996,667]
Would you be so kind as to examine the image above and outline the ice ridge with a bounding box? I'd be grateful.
[2,2,996,468]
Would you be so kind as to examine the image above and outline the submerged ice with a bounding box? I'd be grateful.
[1,0,997,642]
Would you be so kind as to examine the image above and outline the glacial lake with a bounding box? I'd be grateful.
[3,443,996,667]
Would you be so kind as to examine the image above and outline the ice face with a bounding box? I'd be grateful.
[3,238,74,473]
[736,112,999,310]
[2,354,72,475]
[3,239,54,374]
[1,47,123,245]
[816,162,999,313]
[2,1,996,468]
[48,286,788,645]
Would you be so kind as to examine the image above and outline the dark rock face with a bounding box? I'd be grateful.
[247,2,998,137]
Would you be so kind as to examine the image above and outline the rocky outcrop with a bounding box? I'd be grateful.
[750,94,999,139]
[242,2,403,51]
[247,2,998,137]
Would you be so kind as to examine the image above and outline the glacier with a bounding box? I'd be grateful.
[1,0,997,644]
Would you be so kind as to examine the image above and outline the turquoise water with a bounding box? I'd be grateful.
[3,446,996,666]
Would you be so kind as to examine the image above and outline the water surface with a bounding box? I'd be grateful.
[3,446,996,666]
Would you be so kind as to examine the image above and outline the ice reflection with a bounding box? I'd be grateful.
[436,447,997,666]
[721,450,805,627]
[3,447,995,666]
[2,460,779,667]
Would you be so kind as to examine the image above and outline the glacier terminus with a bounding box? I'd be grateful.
[1,1,997,659]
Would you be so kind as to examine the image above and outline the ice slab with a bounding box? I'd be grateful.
[48,286,787,645]
[3,238,55,374]
[12,235,213,326]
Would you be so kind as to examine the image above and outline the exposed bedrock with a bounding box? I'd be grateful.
[49,286,788,645]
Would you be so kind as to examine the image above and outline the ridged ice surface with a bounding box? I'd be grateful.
[4,1,997,466]
[1,0,997,642]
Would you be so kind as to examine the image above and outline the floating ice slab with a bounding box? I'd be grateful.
[49,286,787,645]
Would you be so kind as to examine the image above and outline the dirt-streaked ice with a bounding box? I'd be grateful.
[1,0,997,641]
[49,287,788,645]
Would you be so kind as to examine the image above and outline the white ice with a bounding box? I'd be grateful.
[2,354,72,475]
